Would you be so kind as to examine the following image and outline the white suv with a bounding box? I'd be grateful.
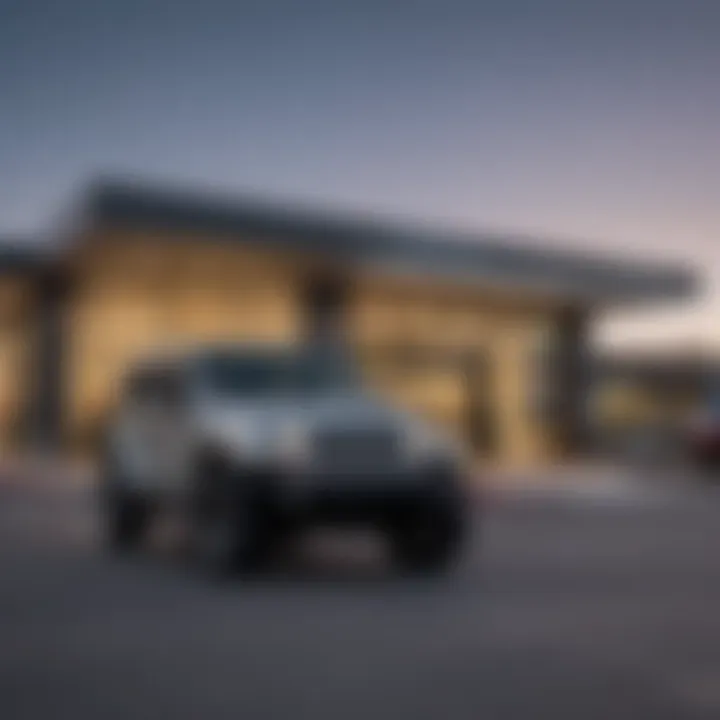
[99,343,470,576]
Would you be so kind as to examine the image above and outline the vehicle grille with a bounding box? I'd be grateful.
[314,429,400,469]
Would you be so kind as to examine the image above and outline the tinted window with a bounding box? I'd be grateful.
[198,349,359,397]
[201,355,289,396]
[291,348,359,391]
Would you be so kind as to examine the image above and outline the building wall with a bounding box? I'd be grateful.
[0,278,36,454]
[348,273,564,467]
[0,230,584,468]
[63,232,307,446]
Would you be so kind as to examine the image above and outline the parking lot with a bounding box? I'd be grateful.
[2,472,720,719]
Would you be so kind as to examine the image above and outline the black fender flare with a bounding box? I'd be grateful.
[190,446,279,513]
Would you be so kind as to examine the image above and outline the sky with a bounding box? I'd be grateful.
[0,0,718,351]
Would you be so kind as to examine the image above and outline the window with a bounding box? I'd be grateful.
[198,348,360,397]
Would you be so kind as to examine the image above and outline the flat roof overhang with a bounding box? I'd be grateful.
[0,242,63,288]
[353,250,696,308]
[0,242,48,274]
[57,176,698,308]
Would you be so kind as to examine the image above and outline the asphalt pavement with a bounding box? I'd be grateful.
[2,478,720,719]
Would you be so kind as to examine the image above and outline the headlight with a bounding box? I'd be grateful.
[403,423,453,463]
[213,416,265,459]
[276,422,312,467]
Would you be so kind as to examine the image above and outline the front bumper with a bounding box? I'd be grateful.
[260,462,467,522]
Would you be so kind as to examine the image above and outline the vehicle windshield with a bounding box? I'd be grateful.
[198,347,361,397]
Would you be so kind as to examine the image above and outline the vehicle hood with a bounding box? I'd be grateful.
[196,392,420,453]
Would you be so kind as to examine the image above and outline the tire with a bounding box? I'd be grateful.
[105,489,151,552]
[98,449,151,553]
[189,462,273,578]
[389,499,467,576]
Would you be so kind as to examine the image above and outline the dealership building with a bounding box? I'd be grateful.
[0,177,696,467]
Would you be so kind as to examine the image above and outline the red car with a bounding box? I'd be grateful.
[687,406,720,471]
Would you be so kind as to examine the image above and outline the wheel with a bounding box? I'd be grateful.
[105,489,151,552]
[389,499,467,576]
[189,462,274,578]
[98,449,151,553]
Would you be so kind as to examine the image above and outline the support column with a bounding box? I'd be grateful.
[29,271,68,453]
[493,321,550,469]
[553,307,591,456]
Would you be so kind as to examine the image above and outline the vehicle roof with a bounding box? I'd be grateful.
[124,340,303,373]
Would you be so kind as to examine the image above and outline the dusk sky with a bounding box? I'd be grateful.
[1,0,718,350]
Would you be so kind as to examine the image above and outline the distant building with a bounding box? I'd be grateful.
[0,177,697,467]
[591,351,720,442]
